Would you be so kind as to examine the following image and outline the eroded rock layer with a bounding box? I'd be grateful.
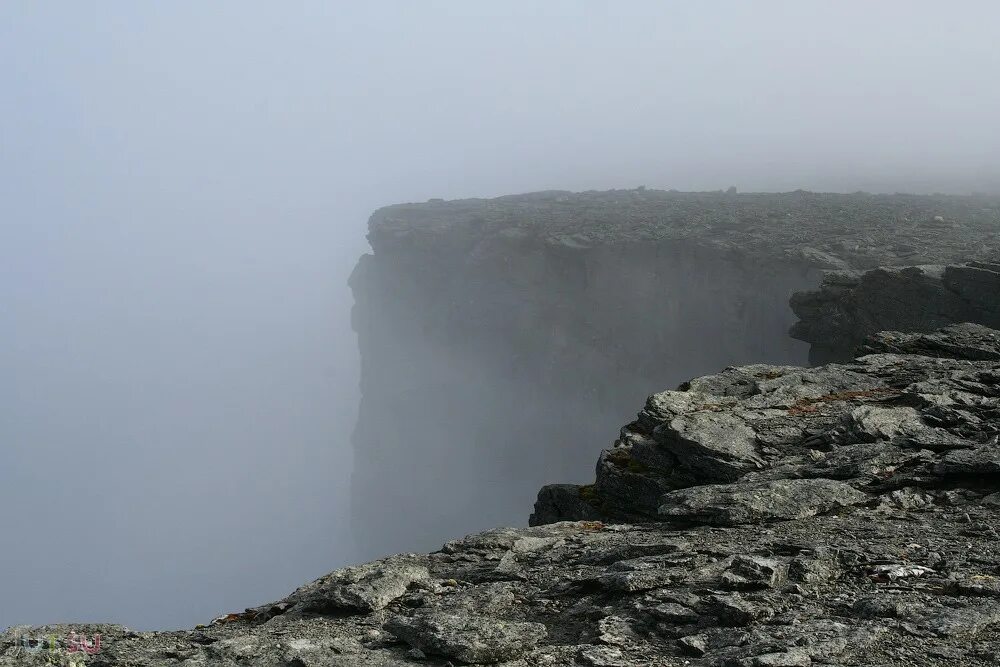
[790,262,1000,364]
[16,323,1000,666]
[350,190,1000,556]
[531,322,1000,526]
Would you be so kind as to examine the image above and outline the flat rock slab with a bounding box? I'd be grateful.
[284,557,430,613]
[385,611,547,664]
[659,478,868,526]
[655,412,765,482]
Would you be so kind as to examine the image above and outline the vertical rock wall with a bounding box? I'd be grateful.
[790,262,1000,363]
[348,189,1000,557]
[350,235,815,557]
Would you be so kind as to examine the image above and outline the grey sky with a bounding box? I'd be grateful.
[2,1,998,630]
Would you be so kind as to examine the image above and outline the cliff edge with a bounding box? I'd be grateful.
[790,261,1000,364]
[8,323,1000,666]
[350,189,1000,557]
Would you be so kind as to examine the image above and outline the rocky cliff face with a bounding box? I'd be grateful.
[14,323,1000,666]
[530,322,1000,526]
[790,261,1000,364]
[350,189,1000,556]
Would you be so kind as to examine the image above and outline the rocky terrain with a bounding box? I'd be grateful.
[8,322,1000,666]
[791,261,1000,364]
[350,189,1000,556]
[364,190,1000,266]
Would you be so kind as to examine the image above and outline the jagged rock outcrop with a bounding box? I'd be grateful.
[790,261,1000,364]
[15,324,1000,666]
[531,322,1000,526]
[350,189,1000,557]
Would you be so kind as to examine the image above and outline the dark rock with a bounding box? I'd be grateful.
[706,593,775,626]
[677,633,709,656]
[658,478,868,526]
[917,605,1000,638]
[934,447,1000,477]
[791,262,1000,364]
[861,322,1000,361]
[282,557,430,613]
[654,412,765,482]
[529,484,601,526]
[576,645,628,666]
[647,602,700,624]
[385,612,547,664]
[721,555,789,590]
[598,568,682,593]
[788,553,840,585]
[742,648,812,666]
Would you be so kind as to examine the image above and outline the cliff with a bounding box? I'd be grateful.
[10,323,1000,666]
[349,189,1000,556]
[790,261,1000,364]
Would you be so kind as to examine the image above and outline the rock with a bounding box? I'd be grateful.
[658,478,868,526]
[352,189,1000,556]
[860,322,1000,360]
[6,325,1000,666]
[576,645,627,666]
[917,605,1000,637]
[282,557,430,613]
[385,612,547,664]
[647,602,699,624]
[655,411,764,482]
[721,555,789,589]
[788,553,840,585]
[598,568,681,593]
[791,262,1000,364]
[852,597,906,619]
[952,575,1000,597]
[706,593,775,626]
[934,447,1000,476]
[744,648,813,667]
[530,484,601,526]
[677,633,709,656]
[596,616,639,646]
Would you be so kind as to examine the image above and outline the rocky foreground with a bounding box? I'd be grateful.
[5,323,1000,666]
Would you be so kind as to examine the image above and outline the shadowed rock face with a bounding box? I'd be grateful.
[790,262,1000,364]
[18,324,1000,666]
[350,189,1000,557]
[350,236,814,558]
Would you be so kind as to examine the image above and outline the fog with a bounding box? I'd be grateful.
[2,1,999,631]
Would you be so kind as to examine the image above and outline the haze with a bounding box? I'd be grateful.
[2,1,999,631]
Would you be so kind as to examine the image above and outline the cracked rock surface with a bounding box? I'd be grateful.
[5,323,1000,666]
